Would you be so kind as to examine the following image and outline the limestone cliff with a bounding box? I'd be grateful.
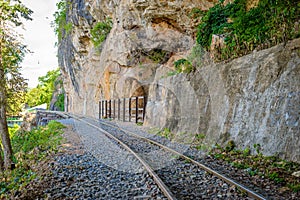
[58,0,300,162]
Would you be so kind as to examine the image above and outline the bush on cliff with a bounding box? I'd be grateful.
[197,0,299,61]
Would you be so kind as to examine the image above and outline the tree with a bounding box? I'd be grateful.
[26,68,61,109]
[0,0,32,170]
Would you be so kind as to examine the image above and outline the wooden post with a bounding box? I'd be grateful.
[123,98,125,122]
[135,96,138,123]
[118,99,120,120]
[105,100,108,118]
[101,100,104,119]
[143,96,147,121]
[129,97,131,122]
[113,99,116,119]
[109,100,112,118]
[99,101,101,119]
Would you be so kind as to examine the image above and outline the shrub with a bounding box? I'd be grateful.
[91,18,113,48]
[174,59,193,73]
[1,121,65,198]
[53,0,72,42]
[197,0,299,61]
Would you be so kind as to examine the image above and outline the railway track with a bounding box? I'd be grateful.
[59,112,267,200]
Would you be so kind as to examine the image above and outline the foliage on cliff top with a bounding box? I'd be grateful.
[53,0,72,42]
[197,0,300,61]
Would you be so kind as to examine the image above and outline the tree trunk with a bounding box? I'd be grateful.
[0,148,4,171]
[0,37,14,170]
[0,105,13,170]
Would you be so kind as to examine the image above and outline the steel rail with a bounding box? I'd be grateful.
[89,117,268,200]
[55,112,267,200]
[68,114,177,200]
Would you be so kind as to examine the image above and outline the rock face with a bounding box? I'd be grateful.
[59,0,216,115]
[58,0,300,162]
[146,39,300,163]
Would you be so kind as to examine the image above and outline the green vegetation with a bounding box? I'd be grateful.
[174,59,193,73]
[12,121,64,157]
[25,68,63,110]
[90,18,113,48]
[53,0,72,42]
[149,127,175,140]
[157,128,174,140]
[147,49,168,64]
[193,133,208,151]
[8,124,20,138]
[0,121,65,197]
[289,183,300,193]
[54,93,65,111]
[136,122,143,126]
[210,141,300,192]
[172,43,205,75]
[197,0,300,61]
[0,0,33,170]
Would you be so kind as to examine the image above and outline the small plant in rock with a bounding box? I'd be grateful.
[195,133,206,140]
[225,140,235,152]
[171,43,206,76]
[268,172,284,183]
[192,133,207,151]
[242,147,250,157]
[168,71,179,77]
[195,145,209,151]
[231,161,249,169]
[91,17,113,48]
[171,155,181,159]
[174,59,193,73]
[157,128,174,140]
[146,49,169,64]
[149,127,161,134]
[288,183,300,192]
[253,143,261,154]
[136,122,143,126]
[246,168,258,176]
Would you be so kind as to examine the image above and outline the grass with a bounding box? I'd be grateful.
[157,128,174,140]
[192,133,208,151]
[1,121,65,198]
[136,122,143,126]
[209,141,300,192]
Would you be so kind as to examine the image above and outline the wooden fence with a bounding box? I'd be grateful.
[99,96,146,123]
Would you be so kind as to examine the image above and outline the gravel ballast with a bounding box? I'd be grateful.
[17,116,298,199]
[40,118,166,199]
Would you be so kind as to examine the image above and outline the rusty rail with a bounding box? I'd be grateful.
[96,118,268,200]
[99,96,146,123]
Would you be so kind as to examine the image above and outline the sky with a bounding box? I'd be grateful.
[19,0,59,88]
